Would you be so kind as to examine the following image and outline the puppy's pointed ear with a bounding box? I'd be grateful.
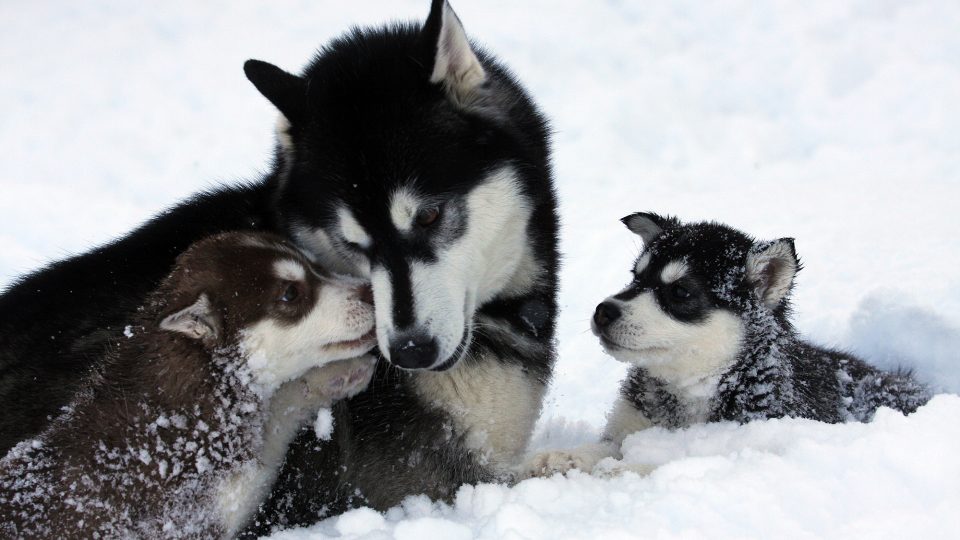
[746,238,799,308]
[160,294,220,342]
[621,212,678,245]
[244,59,309,124]
[422,0,486,106]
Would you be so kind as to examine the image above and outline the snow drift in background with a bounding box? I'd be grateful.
[846,294,960,394]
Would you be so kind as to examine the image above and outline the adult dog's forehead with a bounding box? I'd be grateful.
[300,106,498,199]
[329,191,468,261]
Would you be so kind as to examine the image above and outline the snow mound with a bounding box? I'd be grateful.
[267,395,960,539]
[846,294,960,394]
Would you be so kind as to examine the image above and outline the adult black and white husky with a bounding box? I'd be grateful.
[596,213,930,442]
[528,213,930,477]
[0,0,558,531]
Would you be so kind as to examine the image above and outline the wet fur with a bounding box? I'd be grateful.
[603,214,931,438]
[0,233,375,538]
[0,1,558,533]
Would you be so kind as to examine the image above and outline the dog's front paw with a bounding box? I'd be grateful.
[593,459,657,478]
[521,450,590,479]
[307,355,377,402]
[519,442,618,479]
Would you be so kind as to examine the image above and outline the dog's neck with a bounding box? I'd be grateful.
[108,328,259,413]
[710,303,798,422]
[631,310,746,425]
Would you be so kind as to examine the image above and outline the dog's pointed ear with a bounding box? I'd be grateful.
[160,294,220,342]
[244,59,308,124]
[621,212,679,245]
[746,238,799,308]
[422,0,486,106]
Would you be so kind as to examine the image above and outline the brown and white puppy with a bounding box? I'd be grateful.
[0,232,376,539]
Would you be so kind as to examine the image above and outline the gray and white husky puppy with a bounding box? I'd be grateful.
[528,213,929,476]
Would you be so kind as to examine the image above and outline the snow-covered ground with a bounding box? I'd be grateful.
[269,396,960,540]
[1,1,958,538]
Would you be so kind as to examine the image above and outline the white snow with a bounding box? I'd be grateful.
[314,408,334,442]
[1,0,959,538]
[262,397,960,540]
[846,294,960,394]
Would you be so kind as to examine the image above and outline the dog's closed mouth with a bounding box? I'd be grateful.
[598,334,624,351]
[327,327,377,351]
[597,331,633,352]
[599,334,669,355]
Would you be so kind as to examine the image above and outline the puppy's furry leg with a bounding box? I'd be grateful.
[520,441,619,479]
[593,461,658,478]
[219,356,376,535]
[601,395,655,447]
[520,395,655,479]
[262,355,377,465]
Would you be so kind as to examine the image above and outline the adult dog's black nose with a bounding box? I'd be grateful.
[388,334,438,369]
[593,302,621,328]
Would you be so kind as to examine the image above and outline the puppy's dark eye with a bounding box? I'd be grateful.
[279,282,302,303]
[671,284,692,300]
[416,206,441,227]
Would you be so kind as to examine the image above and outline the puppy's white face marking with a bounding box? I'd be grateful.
[659,260,689,284]
[598,291,744,402]
[337,207,371,250]
[272,259,306,283]
[241,277,375,392]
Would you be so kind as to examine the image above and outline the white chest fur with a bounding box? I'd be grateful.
[412,356,545,473]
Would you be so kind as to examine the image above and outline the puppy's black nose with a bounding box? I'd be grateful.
[388,334,438,370]
[593,302,621,328]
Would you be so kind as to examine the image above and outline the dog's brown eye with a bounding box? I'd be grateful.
[672,284,692,300]
[416,206,441,227]
[280,282,301,303]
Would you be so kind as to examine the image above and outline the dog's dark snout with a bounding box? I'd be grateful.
[594,302,621,328]
[388,334,438,369]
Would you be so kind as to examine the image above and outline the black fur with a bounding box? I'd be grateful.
[0,182,275,451]
[0,1,558,533]
[613,215,930,427]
